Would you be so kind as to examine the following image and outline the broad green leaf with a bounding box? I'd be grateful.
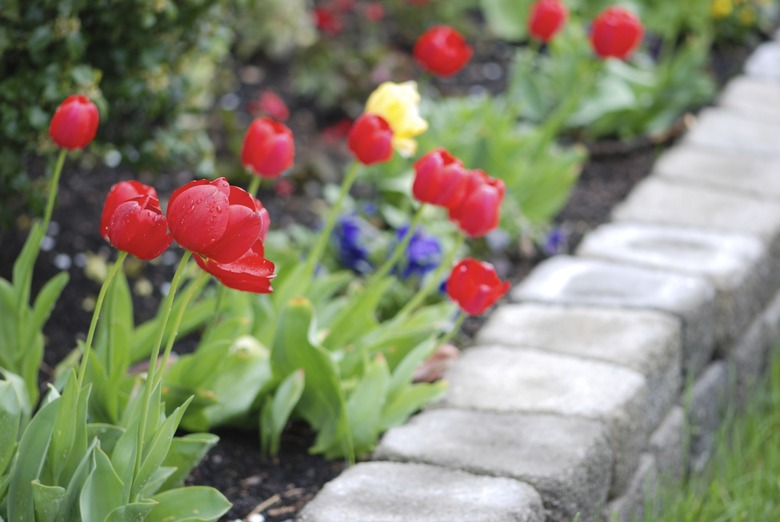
[87,423,125,455]
[31,481,65,522]
[80,447,124,522]
[159,433,219,492]
[261,369,304,456]
[48,370,89,486]
[138,466,177,499]
[104,500,157,522]
[146,487,231,522]
[379,382,447,431]
[55,440,97,522]
[8,397,60,522]
[346,355,390,454]
[0,381,22,474]
[30,272,68,334]
[479,0,533,40]
[12,222,44,303]
[386,337,438,400]
[322,277,394,350]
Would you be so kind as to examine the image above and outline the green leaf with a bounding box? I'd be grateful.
[31,481,66,522]
[55,440,97,522]
[261,369,304,456]
[346,355,390,455]
[31,272,68,334]
[104,500,157,522]
[0,381,22,475]
[159,433,219,492]
[146,487,231,522]
[322,277,394,350]
[87,423,125,455]
[47,370,89,486]
[379,382,447,431]
[479,0,533,40]
[80,447,124,522]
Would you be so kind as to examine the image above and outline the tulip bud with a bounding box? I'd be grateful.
[412,148,468,209]
[446,258,510,315]
[101,180,159,240]
[49,95,100,150]
[528,0,568,43]
[106,195,172,260]
[347,113,394,165]
[241,117,295,179]
[590,7,644,60]
[413,25,473,77]
[448,170,505,238]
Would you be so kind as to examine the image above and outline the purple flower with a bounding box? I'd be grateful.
[395,225,442,279]
[542,226,567,256]
[335,215,372,274]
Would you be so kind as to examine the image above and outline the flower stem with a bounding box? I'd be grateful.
[132,250,191,495]
[303,161,361,282]
[77,250,128,389]
[396,233,465,321]
[367,204,426,284]
[437,311,466,348]
[247,175,262,197]
[42,149,67,236]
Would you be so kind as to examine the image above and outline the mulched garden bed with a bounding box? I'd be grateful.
[0,31,756,522]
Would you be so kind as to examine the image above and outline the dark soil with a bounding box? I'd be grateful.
[0,27,758,522]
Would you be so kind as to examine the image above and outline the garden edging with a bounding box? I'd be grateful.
[295,39,780,522]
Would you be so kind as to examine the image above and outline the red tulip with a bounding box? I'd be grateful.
[412,148,468,209]
[167,178,264,264]
[446,258,510,315]
[100,180,158,240]
[364,2,384,22]
[528,0,568,43]
[105,194,172,260]
[313,7,343,36]
[49,95,99,150]
[347,113,393,165]
[241,117,295,179]
[193,239,275,294]
[413,26,473,77]
[590,7,644,60]
[448,170,505,238]
[249,89,290,122]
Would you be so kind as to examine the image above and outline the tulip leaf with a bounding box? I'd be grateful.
[87,423,125,456]
[159,433,219,492]
[55,440,97,522]
[48,370,89,486]
[379,382,447,431]
[0,381,22,475]
[346,355,390,455]
[260,369,304,456]
[79,446,124,522]
[146,486,231,522]
[31,481,66,522]
[104,500,157,522]
[322,277,394,350]
[30,272,68,335]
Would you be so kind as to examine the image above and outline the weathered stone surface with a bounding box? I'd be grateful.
[683,108,780,156]
[648,406,687,483]
[719,76,780,124]
[745,41,780,82]
[728,317,770,405]
[477,303,681,430]
[375,409,612,522]
[653,145,780,202]
[440,345,648,496]
[297,462,545,522]
[511,256,716,378]
[602,455,658,522]
[577,222,770,346]
[687,362,728,473]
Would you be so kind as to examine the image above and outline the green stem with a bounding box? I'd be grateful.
[396,234,465,321]
[77,251,128,389]
[367,204,426,284]
[303,161,361,282]
[42,149,67,236]
[247,175,262,197]
[437,311,466,349]
[132,250,192,494]
[152,270,210,391]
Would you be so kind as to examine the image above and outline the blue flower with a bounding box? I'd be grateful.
[395,225,442,279]
[542,226,567,256]
[335,215,372,274]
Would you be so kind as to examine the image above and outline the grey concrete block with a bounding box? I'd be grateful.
[602,455,658,522]
[683,108,780,156]
[375,409,612,522]
[577,222,771,346]
[745,41,780,83]
[440,345,648,497]
[685,362,728,473]
[648,406,687,483]
[654,145,780,201]
[297,462,545,522]
[719,76,780,124]
[511,256,717,378]
[477,303,681,431]
[728,317,770,405]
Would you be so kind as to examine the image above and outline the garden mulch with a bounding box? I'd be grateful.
[0,33,755,522]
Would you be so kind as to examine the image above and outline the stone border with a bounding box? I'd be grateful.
[296,41,780,522]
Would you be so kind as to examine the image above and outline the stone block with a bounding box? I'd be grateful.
[685,362,728,473]
[511,256,716,378]
[727,317,770,405]
[653,145,780,202]
[683,108,780,156]
[375,409,612,522]
[297,462,545,522]
[745,41,780,82]
[477,303,681,430]
[577,222,770,346]
[440,345,648,496]
[719,76,780,124]
[761,288,780,344]
[602,455,658,522]
[648,406,687,484]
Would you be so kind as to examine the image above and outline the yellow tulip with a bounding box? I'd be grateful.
[365,81,428,157]
[711,0,733,18]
